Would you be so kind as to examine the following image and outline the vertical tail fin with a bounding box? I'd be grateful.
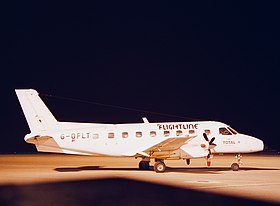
[15,89,58,133]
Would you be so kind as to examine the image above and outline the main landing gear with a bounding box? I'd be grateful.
[138,160,150,170]
[138,158,166,173]
[154,160,166,173]
[231,154,242,171]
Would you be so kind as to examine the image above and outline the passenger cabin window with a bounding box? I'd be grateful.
[163,131,170,137]
[122,132,128,138]
[108,132,115,138]
[136,131,142,138]
[150,131,157,137]
[176,130,183,136]
[92,133,99,139]
[189,130,195,135]
[219,127,232,135]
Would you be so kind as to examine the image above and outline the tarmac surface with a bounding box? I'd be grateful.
[0,154,279,205]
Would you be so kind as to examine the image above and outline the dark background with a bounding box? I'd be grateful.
[2,1,280,153]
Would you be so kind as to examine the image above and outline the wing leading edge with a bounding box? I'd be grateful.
[138,135,195,158]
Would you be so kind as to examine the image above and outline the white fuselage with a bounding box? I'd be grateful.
[25,120,264,159]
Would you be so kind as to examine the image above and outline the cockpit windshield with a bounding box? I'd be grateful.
[228,127,238,134]
[219,127,238,135]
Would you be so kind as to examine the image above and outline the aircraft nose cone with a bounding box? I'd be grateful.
[253,138,264,152]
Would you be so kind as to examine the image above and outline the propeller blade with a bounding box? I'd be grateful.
[209,137,216,145]
[206,153,212,167]
[209,144,216,149]
[203,133,209,142]
[207,160,211,167]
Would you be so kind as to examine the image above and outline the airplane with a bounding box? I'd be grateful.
[15,89,264,173]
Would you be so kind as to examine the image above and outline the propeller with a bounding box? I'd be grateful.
[209,137,216,146]
[203,133,217,167]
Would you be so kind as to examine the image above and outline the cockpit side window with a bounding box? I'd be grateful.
[219,127,232,135]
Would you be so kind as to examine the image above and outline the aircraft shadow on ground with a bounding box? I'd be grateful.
[54,166,280,174]
[0,177,278,206]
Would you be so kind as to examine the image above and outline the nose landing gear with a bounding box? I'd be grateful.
[231,163,239,171]
[231,154,242,171]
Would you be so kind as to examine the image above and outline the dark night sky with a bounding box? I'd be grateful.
[2,1,280,153]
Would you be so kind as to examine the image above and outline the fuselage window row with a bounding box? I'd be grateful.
[105,130,198,139]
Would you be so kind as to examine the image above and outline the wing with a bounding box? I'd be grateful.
[140,135,196,157]
[146,137,188,152]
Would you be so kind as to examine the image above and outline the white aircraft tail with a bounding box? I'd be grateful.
[15,89,58,133]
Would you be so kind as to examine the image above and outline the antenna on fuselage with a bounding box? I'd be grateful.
[142,117,149,123]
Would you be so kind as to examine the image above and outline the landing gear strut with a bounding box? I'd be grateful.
[231,154,242,171]
[154,159,166,173]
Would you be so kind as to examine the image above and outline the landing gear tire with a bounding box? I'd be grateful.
[154,161,166,173]
[139,161,150,170]
[231,163,239,171]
